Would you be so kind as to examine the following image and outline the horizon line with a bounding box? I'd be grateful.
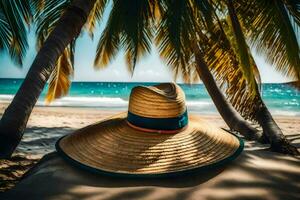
[0,77,296,84]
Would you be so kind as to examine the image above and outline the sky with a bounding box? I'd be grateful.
[0,7,293,83]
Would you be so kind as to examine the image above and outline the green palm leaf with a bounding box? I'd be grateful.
[155,0,198,83]
[238,0,300,80]
[0,12,11,51]
[225,0,257,95]
[203,20,262,120]
[94,0,154,73]
[36,0,109,102]
[31,0,46,13]
[0,0,32,65]
[35,0,70,49]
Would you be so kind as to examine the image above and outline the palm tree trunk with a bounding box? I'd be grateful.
[255,99,299,155]
[225,0,298,155]
[0,0,96,158]
[193,46,262,141]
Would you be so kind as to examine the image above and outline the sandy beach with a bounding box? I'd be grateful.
[2,0,300,198]
[0,103,300,195]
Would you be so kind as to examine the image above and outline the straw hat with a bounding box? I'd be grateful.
[56,83,243,177]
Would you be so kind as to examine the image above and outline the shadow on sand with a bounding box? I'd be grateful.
[1,144,300,200]
[17,126,75,155]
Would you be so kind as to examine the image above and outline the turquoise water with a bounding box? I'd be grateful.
[0,78,299,116]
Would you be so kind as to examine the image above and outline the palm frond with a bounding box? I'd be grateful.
[225,0,257,95]
[238,0,300,80]
[85,0,108,39]
[94,1,122,69]
[34,0,70,49]
[193,0,214,29]
[155,0,199,83]
[0,12,11,51]
[34,0,81,102]
[45,45,74,103]
[31,0,46,14]
[283,0,300,27]
[200,15,262,121]
[0,0,32,65]
[94,0,154,73]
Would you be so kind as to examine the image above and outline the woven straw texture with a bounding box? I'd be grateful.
[128,83,186,118]
[58,113,240,175]
[57,83,242,175]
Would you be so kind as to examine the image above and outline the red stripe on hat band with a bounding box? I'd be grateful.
[126,120,188,134]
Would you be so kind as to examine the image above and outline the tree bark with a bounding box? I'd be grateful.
[0,0,96,158]
[255,99,299,155]
[193,46,262,141]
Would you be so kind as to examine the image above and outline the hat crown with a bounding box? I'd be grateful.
[128,83,186,118]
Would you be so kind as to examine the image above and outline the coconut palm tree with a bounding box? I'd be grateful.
[157,0,300,154]
[0,0,103,158]
[0,0,42,157]
[218,0,300,153]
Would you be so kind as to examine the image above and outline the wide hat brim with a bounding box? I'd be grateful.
[56,112,244,177]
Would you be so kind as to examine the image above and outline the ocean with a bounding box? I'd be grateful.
[0,78,299,116]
